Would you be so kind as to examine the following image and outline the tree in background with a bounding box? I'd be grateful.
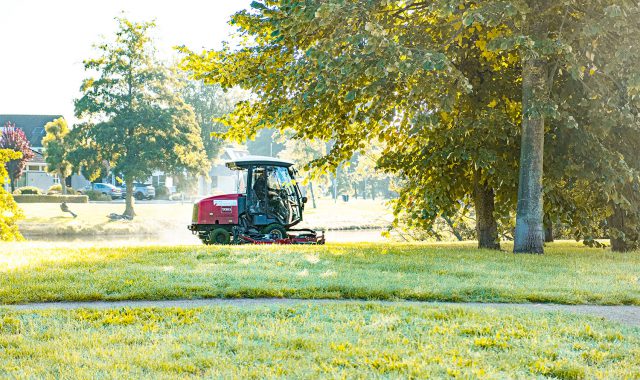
[66,123,107,183]
[461,1,640,253]
[277,137,327,208]
[247,128,284,157]
[75,18,208,217]
[0,149,24,241]
[43,118,73,195]
[542,21,640,252]
[181,80,247,160]
[0,122,35,192]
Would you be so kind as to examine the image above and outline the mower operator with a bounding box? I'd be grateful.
[252,168,289,224]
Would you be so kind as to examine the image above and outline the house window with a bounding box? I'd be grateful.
[52,174,60,184]
[27,165,40,172]
[152,174,166,188]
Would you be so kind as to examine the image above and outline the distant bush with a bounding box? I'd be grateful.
[13,186,42,195]
[14,195,88,203]
[155,185,171,200]
[169,193,185,201]
[84,190,112,202]
[47,184,76,195]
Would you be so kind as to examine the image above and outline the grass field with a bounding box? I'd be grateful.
[1,303,639,378]
[1,241,638,305]
[17,198,392,238]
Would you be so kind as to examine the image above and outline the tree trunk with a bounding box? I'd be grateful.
[513,55,548,254]
[473,174,500,250]
[608,204,638,252]
[60,170,67,195]
[309,182,317,209]
[543,214,554,243]
[124,176,136,218]
[332,174,337,203]
[9,175,16,192]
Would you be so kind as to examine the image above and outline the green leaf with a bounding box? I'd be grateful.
[423,60,435,71]
[345,91,356,102]
[463,13,474,27]
[250,1,267,10]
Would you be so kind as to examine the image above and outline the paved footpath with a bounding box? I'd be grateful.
[4,298,640,327]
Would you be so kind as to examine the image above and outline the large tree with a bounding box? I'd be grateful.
[43,118,73,195]
[75,18,208,217]
[0,122,35,192]
[180,1,523,249]
[464,1,640,253]
[183,0,640,253]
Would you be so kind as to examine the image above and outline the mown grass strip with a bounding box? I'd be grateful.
[1,241,639,305]
[1,304,639,378]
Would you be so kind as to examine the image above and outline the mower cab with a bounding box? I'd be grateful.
[188,156,325,245]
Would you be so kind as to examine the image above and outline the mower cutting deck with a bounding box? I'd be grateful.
[233,228,325,245]
[188,156,325,245]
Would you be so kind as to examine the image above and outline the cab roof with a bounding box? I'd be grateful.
[225,155,294,170]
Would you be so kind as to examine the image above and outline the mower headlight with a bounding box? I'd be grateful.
[192,203,200,223]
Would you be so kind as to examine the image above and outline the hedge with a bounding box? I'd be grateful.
[13,186,43,195]
[13,195,89,204]
[47,184,76,195]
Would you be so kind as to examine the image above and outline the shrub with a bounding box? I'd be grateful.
[13,186,42,195]
[47,184,76,195]
[85,190,112,202]
[169,193,186,201]
[13,195,88,203]
[0,148,24,241]
[154,185,171,200]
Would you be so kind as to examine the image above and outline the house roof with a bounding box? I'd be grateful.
[220,147,249,161]
[0,114,63,148]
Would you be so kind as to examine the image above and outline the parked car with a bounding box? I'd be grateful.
[78,183,122,200]
[121,182,156,200]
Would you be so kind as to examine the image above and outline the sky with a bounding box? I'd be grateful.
[0,0,251,124]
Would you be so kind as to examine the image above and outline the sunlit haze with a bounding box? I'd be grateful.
[0,0,251,124]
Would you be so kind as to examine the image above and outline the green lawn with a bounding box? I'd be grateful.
[17,198,392,238]
[1,241,638,305]
[1,303,638,378]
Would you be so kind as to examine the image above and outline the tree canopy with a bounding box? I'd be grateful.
[181,0,640,252]
[75,17,208,216]
[0,122,34,192]
[43,118,73,194]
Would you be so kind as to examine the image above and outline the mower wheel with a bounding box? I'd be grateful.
[208,228,231,245]
[262,224,288,240]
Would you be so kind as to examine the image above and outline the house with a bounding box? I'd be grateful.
[0,115,92,192]
[198,146,249,196]
[1,115,64,191]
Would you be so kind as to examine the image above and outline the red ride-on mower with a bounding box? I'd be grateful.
[188,156,325,245]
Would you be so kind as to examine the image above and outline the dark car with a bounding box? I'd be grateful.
[121,183,156,200]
